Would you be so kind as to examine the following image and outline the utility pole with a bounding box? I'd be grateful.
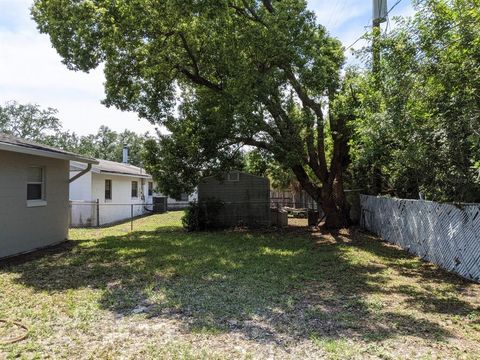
[372,0,387,86]
[372,0,388,195]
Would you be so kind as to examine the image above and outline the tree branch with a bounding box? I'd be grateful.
[262,0,275,13]
[292,164,322,203]
[282,66,328,181]
[178,32,200,75]
[176,33,223,92]
[178,67,223,92]
[228,1,268,26]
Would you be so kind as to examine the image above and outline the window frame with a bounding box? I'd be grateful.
[148,182,153,197]
[105,179,112,200]
[27,166,47,207]
[131,181,138,198]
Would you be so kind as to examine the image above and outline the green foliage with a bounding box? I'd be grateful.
[243,149,298,190]
[0,100,63,140]
[350,0,480,202]
[182,198,225,231]
[75,126,151,166]
[32,0,355,227]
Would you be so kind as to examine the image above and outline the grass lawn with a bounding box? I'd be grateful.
[1,212,479,359]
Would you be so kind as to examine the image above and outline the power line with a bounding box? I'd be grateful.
[326,0,341,29]
[345,0,405,50]
[387,0,404,16]
[332,0,348,29]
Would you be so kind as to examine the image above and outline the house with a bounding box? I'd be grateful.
[69,148,197,226]
[198,170,270,227]
[165,191,198,210]
[0,133,97,259]
[69,156,154,226]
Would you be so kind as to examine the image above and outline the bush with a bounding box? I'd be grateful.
[182,198,224,231]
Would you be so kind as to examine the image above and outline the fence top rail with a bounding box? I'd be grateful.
[360,194,480,207]
[70,201,153,206]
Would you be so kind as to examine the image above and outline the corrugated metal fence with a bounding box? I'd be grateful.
[360,195,480,282]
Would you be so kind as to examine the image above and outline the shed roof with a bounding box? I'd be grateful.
[200,170,268,181]
[0,133,98,164]
[71,158,152,178]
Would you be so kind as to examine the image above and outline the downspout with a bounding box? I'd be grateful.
[69,163,92,183]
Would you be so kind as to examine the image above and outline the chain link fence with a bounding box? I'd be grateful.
[184,200,322,229]
[69,201,157,230]
[69,199,323,230]
[360,195,480,282]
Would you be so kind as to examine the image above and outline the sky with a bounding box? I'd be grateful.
[0,0,414,136]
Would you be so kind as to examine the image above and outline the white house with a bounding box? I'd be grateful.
[69,148,197,226]
[0,133,97,259]
[69,158,154,226]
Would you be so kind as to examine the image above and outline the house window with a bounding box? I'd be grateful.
[148,182,153,196]
[27,166,44,201]
[131,181,138,198]
[227,172,239,181]
[180,193,189,201]
[105,179,112,200]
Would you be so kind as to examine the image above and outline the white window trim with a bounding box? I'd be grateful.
[131,181,139,198]
[105,179,112,201]
[27,199,48,208]
[27,166,46,207]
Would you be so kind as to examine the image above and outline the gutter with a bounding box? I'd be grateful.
[69,163,92,183]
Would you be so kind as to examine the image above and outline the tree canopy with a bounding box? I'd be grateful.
[31,0,480,226]
[33,0,355,227]
[0,101,62,140]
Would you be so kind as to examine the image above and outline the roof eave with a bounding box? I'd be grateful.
[98,170,152,178]
[0,143,98,164]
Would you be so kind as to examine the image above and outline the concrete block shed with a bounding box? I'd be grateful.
[0,133,97,259]
[198,171,270,227]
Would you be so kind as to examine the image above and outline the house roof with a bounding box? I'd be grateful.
[71,158,152,178]
[0,133,98,164]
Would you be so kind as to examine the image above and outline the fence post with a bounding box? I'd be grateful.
[131,204,134,232]
[68,201,72,228]
[96,199,100,227]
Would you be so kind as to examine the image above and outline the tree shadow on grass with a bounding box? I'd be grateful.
[2,225,478,347]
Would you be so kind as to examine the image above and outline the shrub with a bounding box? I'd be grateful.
[182,198,224,231]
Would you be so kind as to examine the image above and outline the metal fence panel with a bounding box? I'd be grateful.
[70,202,155,229]
[360,195,480,282]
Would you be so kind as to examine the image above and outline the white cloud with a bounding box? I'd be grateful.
[0,0,156,136]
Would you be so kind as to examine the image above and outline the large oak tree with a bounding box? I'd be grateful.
[33,0,356,228]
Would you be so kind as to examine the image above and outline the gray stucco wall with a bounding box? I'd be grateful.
[198,172,270,227]
[0,150,70,259]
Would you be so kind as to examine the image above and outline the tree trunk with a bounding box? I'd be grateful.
[320,182,350,229]
[292,166,350,229]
